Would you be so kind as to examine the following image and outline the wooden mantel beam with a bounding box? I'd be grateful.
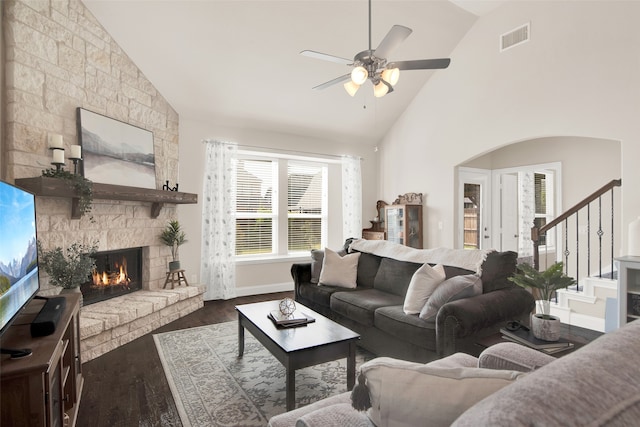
[15,176,197,219]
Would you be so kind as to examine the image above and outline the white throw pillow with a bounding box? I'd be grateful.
[318,248,361,288]
[356,357,525,427]
[419,274,483,321]
[402,263,446,314]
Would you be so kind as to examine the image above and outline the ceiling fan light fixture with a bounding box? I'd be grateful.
[344,80,360,96]
[381,67,400,86]
[351,66,368,85]
[373,80,389,98]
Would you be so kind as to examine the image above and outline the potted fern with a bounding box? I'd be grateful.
[38,241,98,306]
[160,220,187,271]
[508,261,576,341]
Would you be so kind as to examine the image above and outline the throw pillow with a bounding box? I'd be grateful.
[318,248,361,288]
[402,263,446,314]
[310,249,324,284]
[353,357,525,427]
[419,274,482,321]
[310,248,346,284]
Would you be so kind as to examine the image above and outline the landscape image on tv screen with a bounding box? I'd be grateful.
[0,182,39,333]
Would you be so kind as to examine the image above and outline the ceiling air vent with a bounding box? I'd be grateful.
[500,23,530,52]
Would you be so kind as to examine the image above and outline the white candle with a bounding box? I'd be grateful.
[49,134,63,149]
[52,149,65,164]
[70,145,82,159]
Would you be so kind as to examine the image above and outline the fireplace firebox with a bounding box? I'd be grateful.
[81,247,143,306]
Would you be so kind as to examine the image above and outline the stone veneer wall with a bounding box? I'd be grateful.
[2,0,182,292]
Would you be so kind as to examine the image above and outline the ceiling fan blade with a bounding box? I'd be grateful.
[388,58,451,70]
[373,25,412,59]
[312,74,351,90]
[300,50,352,66]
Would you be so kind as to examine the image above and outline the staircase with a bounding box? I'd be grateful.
[550,276,617,332]
[532,179,622,332]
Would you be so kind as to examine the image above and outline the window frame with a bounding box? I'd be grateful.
[235,150,329,261]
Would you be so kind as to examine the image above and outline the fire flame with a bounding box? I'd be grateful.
[92,258,131,288]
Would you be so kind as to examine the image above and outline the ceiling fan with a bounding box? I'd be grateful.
[300,0,451,98]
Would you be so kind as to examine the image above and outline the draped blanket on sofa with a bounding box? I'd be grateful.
[348,239,492,274]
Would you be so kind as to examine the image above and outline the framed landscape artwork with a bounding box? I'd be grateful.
[76,108,156,189]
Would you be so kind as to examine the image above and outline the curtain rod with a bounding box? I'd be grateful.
[201,139,363,161]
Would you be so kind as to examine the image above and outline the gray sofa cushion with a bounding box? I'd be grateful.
[373,257,422,296]
[268,392,352,427]
[443,265,476,279]
[355,252,382,288]
[419,275,483,321]
[296,403,374,427]
[331,289,404,327]
[298,283,358,309]
[479,250,518,292]
[453,319,640,426]
[374,305,437,351]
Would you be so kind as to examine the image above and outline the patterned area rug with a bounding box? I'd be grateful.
[153,321,373,427]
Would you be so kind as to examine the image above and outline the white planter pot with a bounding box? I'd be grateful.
[531,313,561,341]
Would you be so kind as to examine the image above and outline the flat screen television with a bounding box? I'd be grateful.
[0,180,39,339]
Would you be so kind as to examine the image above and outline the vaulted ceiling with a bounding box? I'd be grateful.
[84,1,502,144]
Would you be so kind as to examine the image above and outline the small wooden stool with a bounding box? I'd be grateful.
[163,269,189,289]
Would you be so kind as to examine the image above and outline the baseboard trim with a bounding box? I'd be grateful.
[235,282,294,297]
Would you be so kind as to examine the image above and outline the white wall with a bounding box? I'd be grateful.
[378,1,640,253]
[177,118,377,294]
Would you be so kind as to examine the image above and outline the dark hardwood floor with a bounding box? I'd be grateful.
[76,291,293,427]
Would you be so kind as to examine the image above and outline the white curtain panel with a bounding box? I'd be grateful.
[341,155,363,241]
[201,140,237,300]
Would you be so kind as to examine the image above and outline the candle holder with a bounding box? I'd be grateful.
[69,145,82,174]
[51,161,65,172]
[68,158,81,174]
[50,147,65,172]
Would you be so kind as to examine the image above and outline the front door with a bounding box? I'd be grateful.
[458,168,491,249]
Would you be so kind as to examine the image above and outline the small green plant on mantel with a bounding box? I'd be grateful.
[508,261,577,319]
[38,241,98,289]
[42,168,93,219]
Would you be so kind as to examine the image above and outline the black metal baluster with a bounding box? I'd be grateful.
[597,196,604,278]
[564,218,570,274]
[611,188,615,278]
[587,203,591,278]
[576,212,580,291]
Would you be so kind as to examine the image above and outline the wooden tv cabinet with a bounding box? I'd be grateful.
[1,294,83,427]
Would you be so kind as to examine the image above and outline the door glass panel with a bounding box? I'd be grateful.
[464,184,481,249]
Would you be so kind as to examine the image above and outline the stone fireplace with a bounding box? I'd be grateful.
[3,0,204,361]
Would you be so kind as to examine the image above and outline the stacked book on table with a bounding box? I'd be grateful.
[500,327,574,354]
[268,310,316,328]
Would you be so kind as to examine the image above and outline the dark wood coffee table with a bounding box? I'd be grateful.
[477,322,603,357]
[236,300,360,410]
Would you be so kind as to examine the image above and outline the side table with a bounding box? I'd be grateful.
[163,269,189,289]
[477,322,603,357]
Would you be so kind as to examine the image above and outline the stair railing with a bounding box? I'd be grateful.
[532,179,622,285]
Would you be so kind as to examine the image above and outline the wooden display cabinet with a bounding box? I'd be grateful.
[1,294,83,427]
[384,204,423,249]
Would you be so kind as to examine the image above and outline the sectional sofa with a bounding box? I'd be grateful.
[292,239,535,362]
[269,319,640,427]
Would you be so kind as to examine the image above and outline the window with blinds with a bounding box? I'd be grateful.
[534,172,554,248]
[235,158,277,255]
[235,154,327,257]
[288,162,326,253]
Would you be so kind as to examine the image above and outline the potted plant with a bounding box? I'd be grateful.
[38,241,98,304]
[508,261,576,341]
[160,220,187,271]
